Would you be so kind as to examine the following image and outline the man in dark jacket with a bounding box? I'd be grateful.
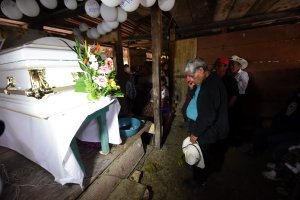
[184,58,229,185]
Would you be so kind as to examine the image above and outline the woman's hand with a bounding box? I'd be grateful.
[186,75,195,89]
[187,81,195,89]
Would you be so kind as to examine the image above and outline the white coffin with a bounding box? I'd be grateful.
[0,37,122,186]
[0,36,79,89]
[0,37,82,119]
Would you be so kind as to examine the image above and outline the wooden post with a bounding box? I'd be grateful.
[114,28,127,113]
[115,29,125,91]
[151,4,162,149]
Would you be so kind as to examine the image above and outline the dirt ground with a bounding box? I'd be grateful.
[135,116,287,200]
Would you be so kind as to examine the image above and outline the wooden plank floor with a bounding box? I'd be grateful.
[0,121,151,200]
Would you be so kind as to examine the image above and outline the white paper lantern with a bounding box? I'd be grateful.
[100,4,117,22]
[16,0,40,17]
[158,0,175,11]
[91,27,100,39]
[120,0,140,12]
[40,0,57,9]
[0,0,23,20]
[106,21,119,29]
[101,0,121,7]
[79,23,89,32]
[140,0,156,7]
[85,0,100,18]
[77,35,84,42]
[64,0,77,10]
[97,23,106,35]
[86,29,93,39]
[102,22,112,33]
[72,27,81,36]
[117,7,127,22]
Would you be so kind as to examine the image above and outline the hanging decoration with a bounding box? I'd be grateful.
[140,0,156,8]
[101,0,121,8]
[16,0,40,17]
[0,0,23,20]
[85,0,100,18]
[40,0,57,10]
[106,21,119,29]
[0,0,177,41]
[158,0,175,12]
[117,7,127,23]
[101,22,112,33]
[79,23,89,32]
[100,4,117,22]
[64,0,77,10]
[120,0,140,12]
[97,23,106,35]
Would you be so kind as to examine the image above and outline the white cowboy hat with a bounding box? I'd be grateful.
[230,55,248,70]
[182,136,205,169]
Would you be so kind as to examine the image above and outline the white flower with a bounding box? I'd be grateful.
[89,54,97,62]
[90,61,98,70]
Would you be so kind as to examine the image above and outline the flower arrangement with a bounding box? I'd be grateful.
[68,39,124,100]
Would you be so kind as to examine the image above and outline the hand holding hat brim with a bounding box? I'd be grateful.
[182,137,205,169]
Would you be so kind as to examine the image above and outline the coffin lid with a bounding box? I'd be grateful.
[1,36,76,53]
[0,37,79,69]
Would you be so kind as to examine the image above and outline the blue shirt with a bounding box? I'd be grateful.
[186,85,201,121]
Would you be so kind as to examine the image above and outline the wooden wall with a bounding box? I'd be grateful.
[172,38,197,114]
[129,48,147,72]
[173,23,300,126]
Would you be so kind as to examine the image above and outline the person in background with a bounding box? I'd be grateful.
[124,64,136,116]
[229,55,249,95]
[184,58,229,186]
[228,55,249,144]
[214,56,239,109]
[214,56,240,144]
[161,61,170,87]
[142,76,170,120]
[249,90,300,156]
[160,76,170,111]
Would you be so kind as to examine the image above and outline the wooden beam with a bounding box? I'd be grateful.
[213,0,235,21]
[151,4,162,149]
[179,8,300,33]
[123,34,151,41]
[227,0,257,19]
[29,2,85,29]
[267,0,300,12]
[177,16,300,39]
[247,0,279,15]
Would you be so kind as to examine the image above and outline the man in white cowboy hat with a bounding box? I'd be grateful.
[228,55,249,144]
[229,55,249,95]
[184,58,229,186]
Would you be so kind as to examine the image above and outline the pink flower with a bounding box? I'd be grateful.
[94,75,108,88]
[105,58,114,69]
[98,65,111,74]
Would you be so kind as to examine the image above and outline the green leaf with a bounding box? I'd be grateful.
[74,78,87,92]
